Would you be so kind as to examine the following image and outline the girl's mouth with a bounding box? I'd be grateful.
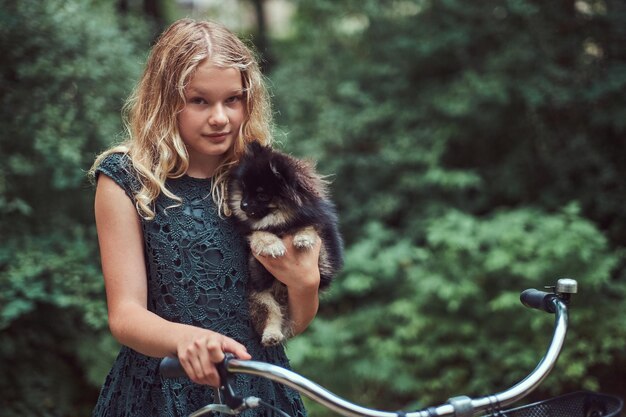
[203,132,230,142]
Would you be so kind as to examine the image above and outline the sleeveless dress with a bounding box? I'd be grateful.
[92,153,307,417]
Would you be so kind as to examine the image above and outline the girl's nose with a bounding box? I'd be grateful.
[208,104,228,127]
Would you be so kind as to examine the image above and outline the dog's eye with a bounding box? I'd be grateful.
[256,192,271,202]
[255,187,271,202]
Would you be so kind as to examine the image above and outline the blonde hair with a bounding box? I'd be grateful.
[90,18,273,219]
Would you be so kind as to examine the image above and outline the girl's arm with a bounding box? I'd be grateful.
[94,175,250,386]
[254,235,322,335]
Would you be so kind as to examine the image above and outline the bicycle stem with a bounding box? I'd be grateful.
[225,297,570,417]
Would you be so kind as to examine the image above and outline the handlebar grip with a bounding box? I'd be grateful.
[158,355,244,410]
[159,356,186,378]
[520,289,557,313]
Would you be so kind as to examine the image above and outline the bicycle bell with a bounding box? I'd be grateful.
[555,278,578,295]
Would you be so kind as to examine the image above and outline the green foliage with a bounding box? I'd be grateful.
[271,0,626,414]
[0,303,116,416]
[273,0,626,245]
[290,208,623,413]
[0,0,143,414]
[3,0,626,415]
[1,0,142,232]
[0,228,106,332]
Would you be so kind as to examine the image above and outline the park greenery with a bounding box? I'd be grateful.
[1,0,625,415]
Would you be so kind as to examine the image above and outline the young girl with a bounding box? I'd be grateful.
[90,18,320,416]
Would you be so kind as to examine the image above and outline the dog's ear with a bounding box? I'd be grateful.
[269,155,319,206]
[292,159,329,200]
[272,155,305,197]
[247,140,265,156]
[269,154,290,183]
[269,161,283,181]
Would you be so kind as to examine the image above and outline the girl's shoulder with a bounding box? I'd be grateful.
[94,152,140,200]
[96,151,131,174]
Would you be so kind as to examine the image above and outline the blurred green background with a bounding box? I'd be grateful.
[1,0,625,416]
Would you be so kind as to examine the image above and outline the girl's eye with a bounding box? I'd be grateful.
[189,97,207,105]
[225,95,243,104]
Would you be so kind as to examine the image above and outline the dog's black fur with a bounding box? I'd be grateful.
[227,141,343,345]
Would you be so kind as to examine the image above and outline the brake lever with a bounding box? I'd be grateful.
[216,353,245,411]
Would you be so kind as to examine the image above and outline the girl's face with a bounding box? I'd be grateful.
[178,61,246,178]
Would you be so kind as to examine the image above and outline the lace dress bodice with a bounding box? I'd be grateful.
[92,153,306,417]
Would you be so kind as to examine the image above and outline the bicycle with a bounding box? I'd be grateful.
[159,278,624,417]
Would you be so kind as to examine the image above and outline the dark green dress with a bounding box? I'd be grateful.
[92,153,306,417]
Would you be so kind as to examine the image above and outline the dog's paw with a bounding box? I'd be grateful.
[259,241,287,258]
[261,329,285,347]
[250,231,286,257]
[293,227,318,250]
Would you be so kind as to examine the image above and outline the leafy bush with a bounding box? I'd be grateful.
[0,0,143,414]
[289,207,624,414]
[271,1,626,415]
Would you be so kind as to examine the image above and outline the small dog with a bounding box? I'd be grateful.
[227,141,343,346]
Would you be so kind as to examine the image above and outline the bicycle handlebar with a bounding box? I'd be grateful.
[520,289,558,313]
[520,279,577,314]
[159,279,577,417]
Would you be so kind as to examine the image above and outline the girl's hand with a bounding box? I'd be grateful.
[253,234,322,292]
[176,329,251,386]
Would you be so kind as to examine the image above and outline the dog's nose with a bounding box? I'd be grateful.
[241,201,258,217]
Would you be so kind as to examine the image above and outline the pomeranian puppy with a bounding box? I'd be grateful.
[227,141,343,346]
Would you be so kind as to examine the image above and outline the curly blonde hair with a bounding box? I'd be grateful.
[90,18,273,219]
